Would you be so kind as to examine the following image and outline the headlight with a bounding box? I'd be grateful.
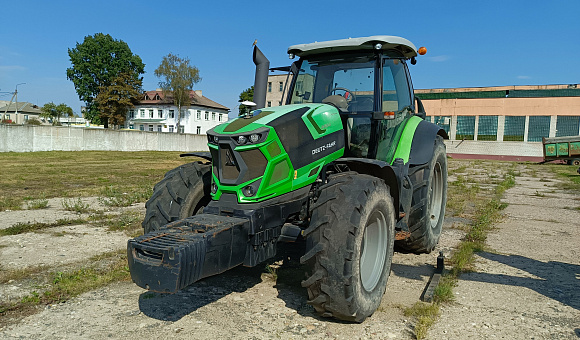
[238,135,247,144]
[249,134,260,143]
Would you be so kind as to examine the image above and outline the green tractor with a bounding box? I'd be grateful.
[128,35,448,322]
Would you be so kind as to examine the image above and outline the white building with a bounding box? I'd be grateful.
[126,89,229,134]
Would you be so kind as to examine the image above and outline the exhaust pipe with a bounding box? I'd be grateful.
[253,46,269,110]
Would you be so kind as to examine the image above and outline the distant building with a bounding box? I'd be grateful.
[417,84,580,142]
[265,74,291,108]
[126,89,229,134]
[0,102,42,124]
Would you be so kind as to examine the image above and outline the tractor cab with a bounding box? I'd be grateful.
[286,36,421,161]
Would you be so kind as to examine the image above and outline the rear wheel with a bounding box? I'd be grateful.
[398,136,447,253]
[301,173,395,322]
[142,162,212,234]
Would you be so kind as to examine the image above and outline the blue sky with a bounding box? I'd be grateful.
[1,0,579,117]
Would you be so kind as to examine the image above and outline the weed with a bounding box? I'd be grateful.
[98,185,152,207]
[404,302,440,340]
[0,218,87,236]
[264,264,278,281]
[27,194,49,210]
[61,197,91,214]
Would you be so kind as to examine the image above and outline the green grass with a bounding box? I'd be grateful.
[26,194,49,210]
[0,218,88,236]
[0,250,129,317]
[98,184,152,207]
[0,151,196,211]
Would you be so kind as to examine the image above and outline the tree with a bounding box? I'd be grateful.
[238,86,254,115]
[154,53,201,133]
[41,102,74,125]
[95,73,142,128]
[66,33,145,126]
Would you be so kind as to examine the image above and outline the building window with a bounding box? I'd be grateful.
[129,110,135,119]
[169,125,174,132]
[219,114,223,122]
[179,126,184,133]
[503,116,525,141]
[129,124,134,129]
[24,115,29,120]
[477,116,498,141]
[205,112,209,120]
[169,110,175,119]
[212,112,216,120]
[268,82,272,92]
[267,101,271,107]
[140,109,145,118]
[139,125,144,131]
[456,116,476,140]
[197,126,201,134]
[157,109,163,118]
[197,110,201,120]
[279,82,283,91]
[149,109,154,118]
[528,116,551,142]
[556,116,580,137]
[157,125,162,132]
[149,125,154,131]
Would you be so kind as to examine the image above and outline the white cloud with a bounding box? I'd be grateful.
[427,55,450,62]
[517,75,531,79]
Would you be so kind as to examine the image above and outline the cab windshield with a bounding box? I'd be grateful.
[290,54,376,113]
[289,52,413,160]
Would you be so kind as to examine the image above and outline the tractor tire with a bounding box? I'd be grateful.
[570,159,580,166]
[142,162,212,234]
[300,172,395,322]
[398,136,447,253]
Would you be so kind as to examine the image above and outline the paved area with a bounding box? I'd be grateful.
[429,168,580,339]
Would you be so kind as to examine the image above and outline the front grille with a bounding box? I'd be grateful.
[214,143,268,185]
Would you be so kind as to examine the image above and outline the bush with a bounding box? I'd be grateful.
[26,118,42,125]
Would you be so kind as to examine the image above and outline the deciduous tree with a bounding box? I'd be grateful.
[154,54,201,133]
[66,33,145,125]
[238,86,254,115]
[95,73,143,128]
[41,102,74,125]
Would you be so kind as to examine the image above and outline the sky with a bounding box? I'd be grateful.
[1,0,579,118]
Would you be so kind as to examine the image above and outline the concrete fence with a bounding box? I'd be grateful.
[0,125,209,152]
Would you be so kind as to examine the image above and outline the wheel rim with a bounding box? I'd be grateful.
[428,162,444,229]
[360,210,388,292]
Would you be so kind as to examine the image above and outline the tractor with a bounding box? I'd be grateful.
[127,35,448,322]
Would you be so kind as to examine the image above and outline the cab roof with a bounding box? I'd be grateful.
[288,35,417,59]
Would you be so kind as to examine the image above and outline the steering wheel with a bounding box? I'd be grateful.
[329,87,357,102]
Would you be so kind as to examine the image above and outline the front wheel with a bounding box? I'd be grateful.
[142,162,212,234]
[300,173,395,322]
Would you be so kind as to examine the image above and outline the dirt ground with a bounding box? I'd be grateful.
[0,162,579,339]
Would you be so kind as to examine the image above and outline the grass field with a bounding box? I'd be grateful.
[0,151,201,211]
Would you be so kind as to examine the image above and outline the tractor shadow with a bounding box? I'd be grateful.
[462,252,580,311]
[137,265,264,321]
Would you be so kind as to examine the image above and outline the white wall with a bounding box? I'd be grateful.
[0,125,209,152]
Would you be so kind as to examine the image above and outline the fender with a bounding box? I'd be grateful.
[336,158,400,218]
[408,120,448,166]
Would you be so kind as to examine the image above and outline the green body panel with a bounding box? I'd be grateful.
[213,104,335,135]
[302,105,343,138]
[388,115,423,164]
[557,143,569,156]
[545,144,557,157]
[209,104,344,204]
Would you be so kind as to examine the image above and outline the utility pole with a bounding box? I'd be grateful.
[14,83,26,115]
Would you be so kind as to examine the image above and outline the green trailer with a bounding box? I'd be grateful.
[542,136,580,166]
